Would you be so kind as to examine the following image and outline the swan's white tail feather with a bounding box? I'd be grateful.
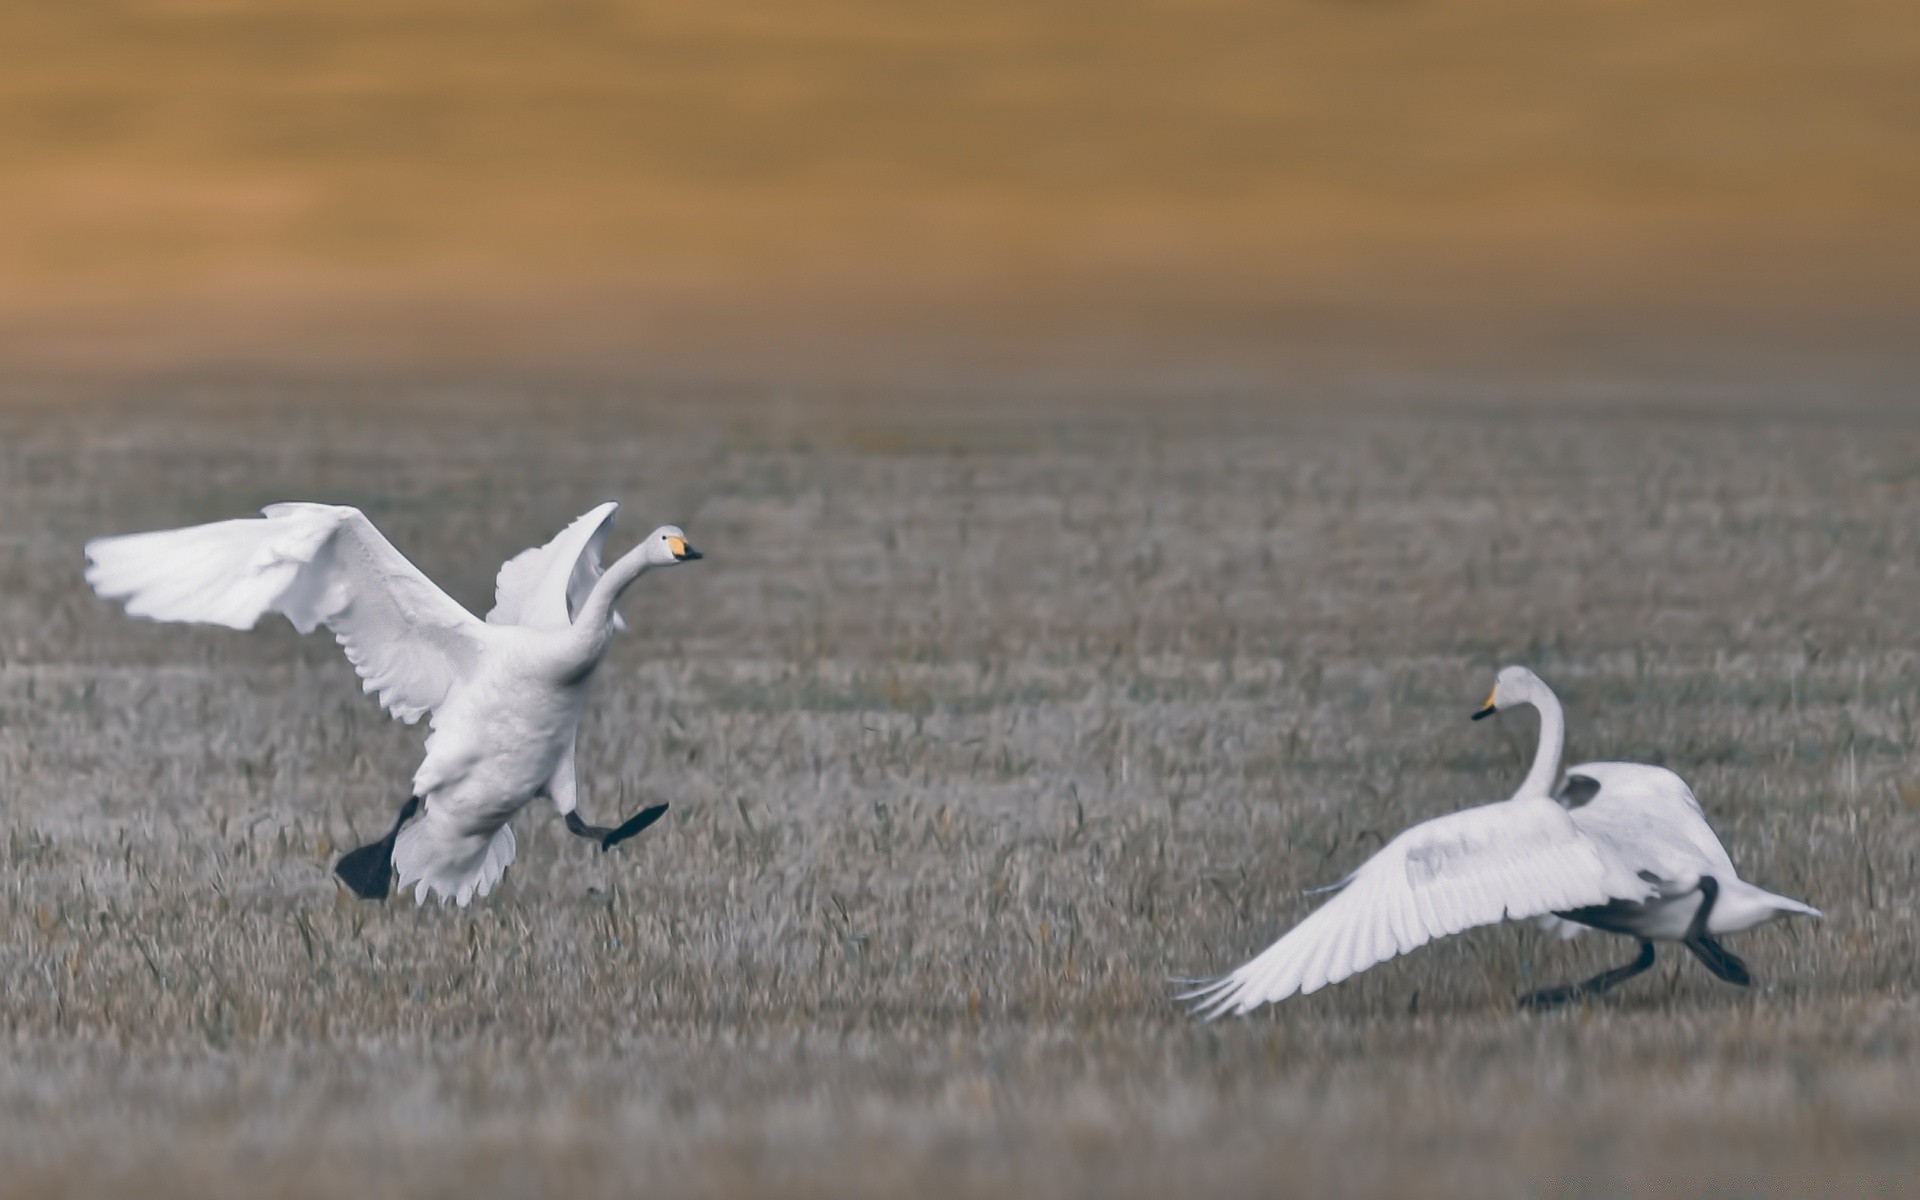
[1764,891,1823,921]
[1715,877,1823,932]
[393,812,517,907]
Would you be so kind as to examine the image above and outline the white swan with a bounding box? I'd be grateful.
[1181,666,1819,1017]
[84,501,700,906]
[1473,667,1822,1007]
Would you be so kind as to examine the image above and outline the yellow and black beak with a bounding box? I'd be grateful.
[666,535,703,562]
[1470,685,1498,721]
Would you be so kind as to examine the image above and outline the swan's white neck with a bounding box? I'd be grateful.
[1516,686,1565,800]
[571,543,654,649]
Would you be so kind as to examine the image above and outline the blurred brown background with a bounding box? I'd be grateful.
[3,0,1917,380]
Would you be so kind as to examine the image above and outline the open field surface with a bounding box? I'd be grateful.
[2,379,1919,1195]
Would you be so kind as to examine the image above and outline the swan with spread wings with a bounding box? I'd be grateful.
[85,501,699,906]
[1181,666,1820,1017]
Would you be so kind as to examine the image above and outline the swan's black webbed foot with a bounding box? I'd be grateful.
[1684,935,1751,986]
[1518,939,1657,1011]
[335,795,420,900]
[565,804,670,852]
[601,804,669,849]
[335,842,396,900]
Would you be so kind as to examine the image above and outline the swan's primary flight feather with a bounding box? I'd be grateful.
[86,503,481,723]
[86,501,699,906]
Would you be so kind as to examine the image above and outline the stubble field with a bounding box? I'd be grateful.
[1,378,1917,1196]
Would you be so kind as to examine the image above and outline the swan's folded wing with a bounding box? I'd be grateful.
[487,501,620,630]
[86,503,483,723]
[1561,762,1738,880]
[1182,798,1654,1018]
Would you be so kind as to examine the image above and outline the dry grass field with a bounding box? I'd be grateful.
[0,377,1917,1196]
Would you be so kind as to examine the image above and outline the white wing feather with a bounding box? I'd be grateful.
[1559,761,1737,880]
[85,503,483,723]
[1184,797,1656,1017]
[488,502,621,631]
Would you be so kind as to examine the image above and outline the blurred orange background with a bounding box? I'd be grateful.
[3,0,1916,379]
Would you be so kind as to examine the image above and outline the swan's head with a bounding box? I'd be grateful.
[642,525,703,566]
[1472,665,1546,721]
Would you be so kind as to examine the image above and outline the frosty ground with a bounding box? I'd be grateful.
[0,378,1915,1196]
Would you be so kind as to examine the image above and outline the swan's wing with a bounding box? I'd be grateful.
[488,502,621,631]
[1182,797,1654,1018]
[1560,761,1738,881]
[85,503,484,723]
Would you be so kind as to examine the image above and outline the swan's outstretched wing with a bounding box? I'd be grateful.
[488,502,622,631]
[85,503,483,723]
[1182,797,1655,1018]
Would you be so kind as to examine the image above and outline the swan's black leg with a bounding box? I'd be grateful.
[1681,876,1752,986]
[564,803,670,851]
[1684,875,1720,940]
[334,795,420,900]
[1518,939,1658,1010]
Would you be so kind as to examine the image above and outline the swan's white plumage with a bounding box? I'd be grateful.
[394,817,517,908]
[1535,760,1728,940]
[1557,761,1734,880]
[488,501,624,632]
[487,505,623,817]
[1186,665,1818,1017]
[87,501,697,906]
[543,730,583,817]
[1183,795,1655,1017]
[86,503,482,724]
[1551,760,1819,938]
